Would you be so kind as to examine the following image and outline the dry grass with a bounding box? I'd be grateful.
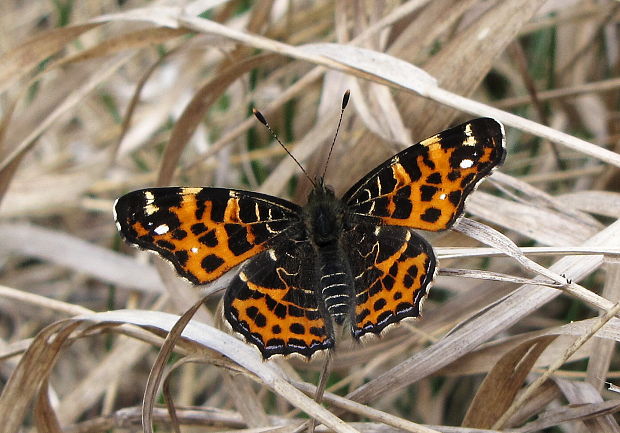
[1,1,620,432]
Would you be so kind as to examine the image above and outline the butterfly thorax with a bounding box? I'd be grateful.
[303,183,354,326]
[303,183,345,246]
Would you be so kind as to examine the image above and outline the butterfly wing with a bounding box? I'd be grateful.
[342,118,506,231]
[224,241,334,358]
[344,224,435,338]
[114,187,301,285]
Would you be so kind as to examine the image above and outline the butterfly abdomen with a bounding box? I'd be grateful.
[318,246,354,325]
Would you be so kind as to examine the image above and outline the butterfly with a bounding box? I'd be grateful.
[114,101,506,359]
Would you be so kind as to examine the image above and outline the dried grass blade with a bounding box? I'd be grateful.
[462,336,556,428]
[455,218,620,313]
[222,373,270,428]
[412,0,545,134]
[553,378,620,432]
[157,53,281,185]
[0,54,134,177]
[62,27,188,66]
[454,218,567,287]
[438,268,562,289]
[587,258,620,392]
[429,86,620,168]
[0,223,164,294]
[467,191,599,246]
[112,45,185,163]
[292,381,444,433]
[0,23,100,93]
[558,190,620,218]
[142,300,204,433]
[59,338,152,423]
[0,321,81,433]
[34,379,63,433]
[493,300,620,429]
[436,246,620,260]
[103,9,620,170]
[0,284,92,318]
[300,43,437,94]
[84,310,360,433]
[515,400,620,433]
[437,315,620,378]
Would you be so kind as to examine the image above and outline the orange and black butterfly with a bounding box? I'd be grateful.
[114,96,506,359]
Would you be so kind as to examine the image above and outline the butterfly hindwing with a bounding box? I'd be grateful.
[343,118,506,231]
[114,187,301,285]
[345,224,436,338]
[223,242,334,358]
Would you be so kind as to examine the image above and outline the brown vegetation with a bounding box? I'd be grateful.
[1,1,620,432]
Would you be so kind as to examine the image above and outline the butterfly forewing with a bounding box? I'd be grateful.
[114,187,301,285]
[343,118,506,231]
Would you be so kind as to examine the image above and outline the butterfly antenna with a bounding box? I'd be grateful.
[252,108,316,188]
[321,89,350,181]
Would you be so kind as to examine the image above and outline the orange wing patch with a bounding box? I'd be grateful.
[114,187,299,285]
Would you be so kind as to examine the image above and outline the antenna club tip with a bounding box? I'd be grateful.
[342,90,351,109]
[252,108,268,126]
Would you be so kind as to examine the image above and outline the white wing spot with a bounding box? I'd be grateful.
[191,247,199,253]
[460,159,474,169]
[154,224,169,235]
[439,193,447,200]
[374,226,381,236]
[239,272,248,282]
[269,250,277,261]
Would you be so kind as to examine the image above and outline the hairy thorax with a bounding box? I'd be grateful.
[303,184,346,247]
